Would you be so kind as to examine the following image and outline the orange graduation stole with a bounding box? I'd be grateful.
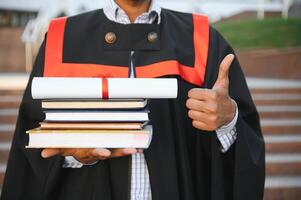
[44,14,209,86]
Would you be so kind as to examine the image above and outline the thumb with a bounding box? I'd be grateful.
[213,54,235,89]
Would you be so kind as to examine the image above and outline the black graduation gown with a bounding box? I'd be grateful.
[1,9,265,200]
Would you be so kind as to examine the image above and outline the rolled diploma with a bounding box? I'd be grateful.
[31,77,178,99]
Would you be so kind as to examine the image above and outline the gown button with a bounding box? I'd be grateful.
[148,32,158,43]
[105,32,117,44]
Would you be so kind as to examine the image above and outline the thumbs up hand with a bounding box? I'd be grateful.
[186,54,236,131]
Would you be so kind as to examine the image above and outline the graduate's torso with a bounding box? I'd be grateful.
[43,9,213,200]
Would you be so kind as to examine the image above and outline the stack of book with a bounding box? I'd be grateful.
[26,77,178,149]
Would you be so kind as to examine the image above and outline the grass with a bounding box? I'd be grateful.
[213,18,301,50]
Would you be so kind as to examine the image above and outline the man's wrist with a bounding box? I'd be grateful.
[216,99,238,152]
[224,98,237,126]
[219,99,238,131]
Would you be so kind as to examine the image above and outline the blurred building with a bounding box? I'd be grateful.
[289,0,301,17]
[0,0,296,72]
[0,9,37,27]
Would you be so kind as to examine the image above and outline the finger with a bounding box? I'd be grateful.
[41,148,61,158]
[188,110,208,121]
[187,98,218,114]
[192,120,208,131]
[137,149,144,153]
[110,148,137,158]
[70,148,93,160]
[91,148,112,160]
[186,98,209,113]
[214,54,235,88]
[71,148,107,163]
[188,88,217,101]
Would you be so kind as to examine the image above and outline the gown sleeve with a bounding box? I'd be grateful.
[205,27,265,200]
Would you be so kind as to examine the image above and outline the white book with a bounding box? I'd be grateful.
[31,77,178,99]
[45,110,149,122]
[42,99,148,109]
[26,126,153,149]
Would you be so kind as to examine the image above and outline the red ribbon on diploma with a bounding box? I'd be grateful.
[102,78,109,99]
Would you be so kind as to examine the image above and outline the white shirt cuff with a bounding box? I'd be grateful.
[62,156,99,168]
[216,100,238,153]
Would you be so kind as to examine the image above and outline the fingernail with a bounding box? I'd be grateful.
[228,54,235,60]
[41,150,47,158]
[96,148,111,157]
[103,149,111,157]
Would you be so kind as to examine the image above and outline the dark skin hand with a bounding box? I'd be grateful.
[186,54,236,131]
[41,148,143,164]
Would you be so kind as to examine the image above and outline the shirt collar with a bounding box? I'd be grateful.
[104,0,161,24]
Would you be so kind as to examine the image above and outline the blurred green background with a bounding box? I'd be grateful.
[215,18,301,50]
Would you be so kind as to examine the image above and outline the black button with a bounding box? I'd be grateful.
[148,32,158,43]
[105,32,117,44]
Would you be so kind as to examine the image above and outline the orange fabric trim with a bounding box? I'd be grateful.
[44,17,128,78]
[44,14,209,86]
[102,78,109,99]
[136,14,209,86]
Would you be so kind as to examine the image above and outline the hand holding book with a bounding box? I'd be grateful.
[41,148,141,164]
[27,77,178,162]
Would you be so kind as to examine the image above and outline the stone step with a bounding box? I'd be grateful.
[0,142,11,164]
[0,102,21,109]
[263,127,301,135]
[259,104,301,119]
[261,119,301,134]
[266,154,301,164]
[0,90,23,96]
[0,116,17,124]
[253,93,301,106]
[0,124,15,133]
[265,135,301,153]
[255,99,301,106]
[0,132,13,142]
[260,112,301,119]
[0,164,6,188]
[265,134,301,142]
[251,88,301,94]
[0,73,29,91]
[0,95,22,109]
[266,176,301,187]
[266,162,301,176]
[266,153,301,176]
[0,150,9,164]
[264,176,301,200]
[0,109,18,124]
[257,106,301,118]
[264,187,301,200]
[252,93,301,100]
[257,106,301,113]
